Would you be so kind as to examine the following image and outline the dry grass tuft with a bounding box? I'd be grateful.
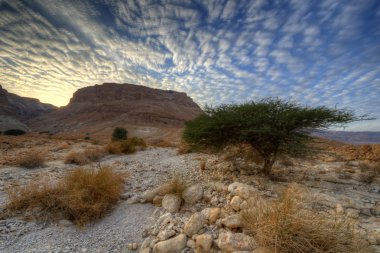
[15,150,45,168]
[156,175,187,198]
[5,166,125,225]
[177,142,192,155]
[240,184,370,253]
[106,137,146,155]
[64,147,107,165]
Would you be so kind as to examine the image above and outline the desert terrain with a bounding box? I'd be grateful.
[0,132,379,253]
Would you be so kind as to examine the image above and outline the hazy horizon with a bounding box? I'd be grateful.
[0,0,379,131]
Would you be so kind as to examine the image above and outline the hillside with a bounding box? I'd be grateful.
[27,83,203,141]
[0,85,56,132]
[312,130,380,144]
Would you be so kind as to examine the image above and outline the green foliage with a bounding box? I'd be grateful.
[112,127,127,141]
[4,129,26,136]
[183,98,363,174]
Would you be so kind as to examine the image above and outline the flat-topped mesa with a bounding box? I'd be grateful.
[69,83,199,110]
[27,83,203,135]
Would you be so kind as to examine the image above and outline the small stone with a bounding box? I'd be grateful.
[215,232,256,251]
[58,219,73,227]
[201,208,220,224]
[195,234,213,252]
[153,234,187,253]
[127,196,141,204]
[184,212,207,237]
[336,204,344,214]
[182,185,203,204]
[162,194,182,213]
[230,196,243,211]
[187,239,195,248]
[221,214,242,229]
[142,190,158,202]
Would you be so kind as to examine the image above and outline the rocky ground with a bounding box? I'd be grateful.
[0,138,379,253]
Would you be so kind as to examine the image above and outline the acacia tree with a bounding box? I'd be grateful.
[183,98,364,175]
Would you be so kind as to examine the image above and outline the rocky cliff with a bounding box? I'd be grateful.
[28,83,203,138]
[0,85,56,131]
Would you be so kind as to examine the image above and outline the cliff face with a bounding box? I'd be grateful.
[0,85,56,120]
[28,83,203,135]
[0,85,56,131]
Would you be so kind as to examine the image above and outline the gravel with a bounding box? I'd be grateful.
[0,147,203,253]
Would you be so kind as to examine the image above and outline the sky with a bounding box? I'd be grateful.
[0,0,379,131]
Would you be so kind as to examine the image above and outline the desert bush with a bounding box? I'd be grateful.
[240,185,369,253]
[156,175,187,198]
[16,150,45,168]
[112,127,128,141]
[4,129,26,136]
[184,98,365,175]
[64,147,106,165]
[6,166,125,225]
[107,137,146,155]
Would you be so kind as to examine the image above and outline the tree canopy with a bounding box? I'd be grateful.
[183,98,364,174]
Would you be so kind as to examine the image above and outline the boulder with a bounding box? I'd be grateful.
[196,234,213,252]
[153,234,187,253]
[182,184,203,204]
[157,229,176,241]
[228,182,256,200]
[215,232,256,252]
[162,194,182,213]
[184,212,207,237]
[221,214,242,229]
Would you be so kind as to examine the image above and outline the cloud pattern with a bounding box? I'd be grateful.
[0,0,379,130]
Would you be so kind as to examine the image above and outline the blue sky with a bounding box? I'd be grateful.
[0,0,379,131]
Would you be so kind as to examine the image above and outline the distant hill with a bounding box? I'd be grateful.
[0,85,56,132]
[27,83,203,141]
[312,130,380,144]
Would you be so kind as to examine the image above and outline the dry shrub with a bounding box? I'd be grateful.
[358,162,379,183]
[152,139,176,147]
[64,147,107,165]
[240,185,370,253]
[106,142,123,154]
[177,142,192,155]
[220,144,263,164]
[6,166,125,225]
[106,137,146,155]
[16,150,45,168]
[156,175,187,198]
[64,151,89,165]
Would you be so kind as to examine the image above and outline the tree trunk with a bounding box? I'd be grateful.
[262,154,277,175]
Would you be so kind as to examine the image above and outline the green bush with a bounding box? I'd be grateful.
[112,127,127,141]
[183,98,364,175]
[4,129,26,136]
